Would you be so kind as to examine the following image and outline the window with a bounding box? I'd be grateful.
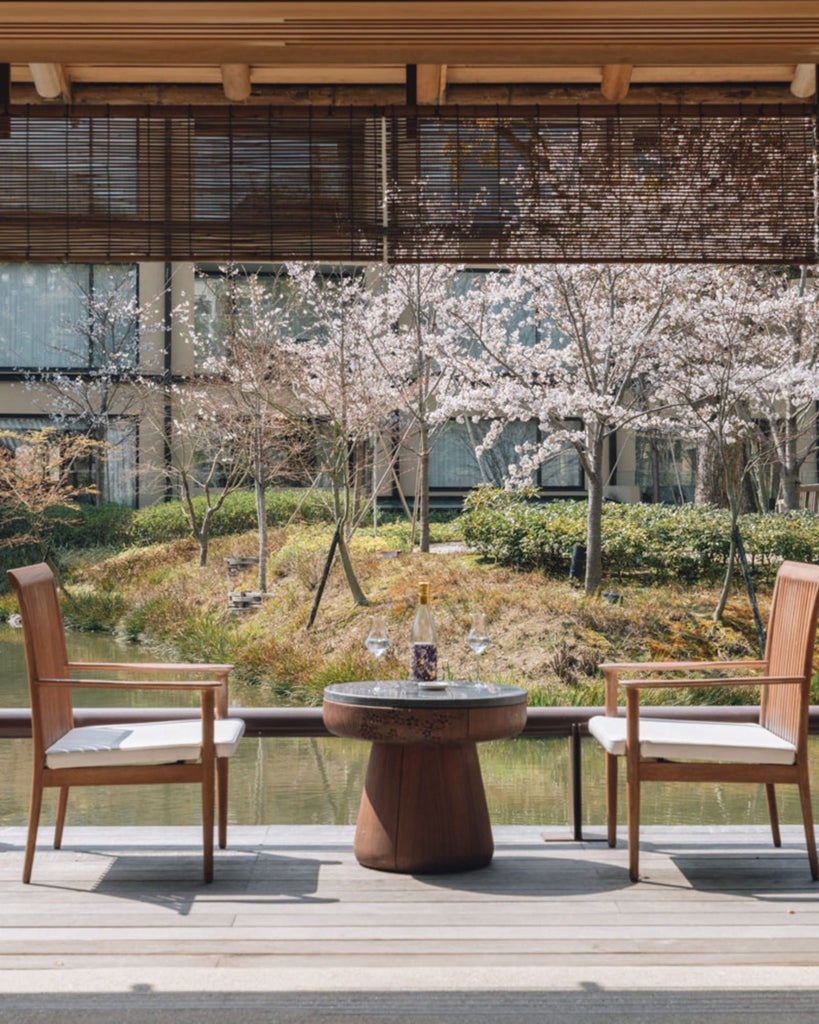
[635,432,697,504]
[0,263,138,370]
[429,418,583,491]
[0,415,137,507]
[193,264,359,371]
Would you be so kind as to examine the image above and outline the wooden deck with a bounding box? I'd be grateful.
[1,824,818,1023]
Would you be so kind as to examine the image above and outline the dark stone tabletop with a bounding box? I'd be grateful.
[323,680,527,709]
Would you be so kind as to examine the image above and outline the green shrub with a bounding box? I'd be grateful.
[128,487,335,546]
[461,488,819,581]
[61,585,128,631]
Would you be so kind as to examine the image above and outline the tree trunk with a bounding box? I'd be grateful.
[337,529,369,606]
[584,432,605,595]
[255,476,267,593]
[695,434,727,506]
[418,421,431,553]
[779,414,802,511]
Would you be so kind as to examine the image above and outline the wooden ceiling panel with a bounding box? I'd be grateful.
[1,4,816,106]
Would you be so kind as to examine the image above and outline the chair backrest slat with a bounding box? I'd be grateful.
[762,561,819,748]
[7,563,73,753]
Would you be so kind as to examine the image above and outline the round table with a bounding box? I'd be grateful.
[322,681,528,874]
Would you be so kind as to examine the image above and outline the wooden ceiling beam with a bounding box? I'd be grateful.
[601,64,632,101]
[5,82,802,110]
[221,64,252,101]
[10,64,798,88]
[29,62,71,100]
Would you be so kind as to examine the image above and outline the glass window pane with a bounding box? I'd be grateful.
[0,263,138,370]
[430,419,539,488]
[0,264,89,368]
[103,419,137,507]
[635,432,697,503]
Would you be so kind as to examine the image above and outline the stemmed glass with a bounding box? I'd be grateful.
[365,615,390,688]
[466,612,490,682]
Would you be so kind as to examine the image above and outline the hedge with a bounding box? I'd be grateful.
[127,487,335,546]
[461,488,819,580]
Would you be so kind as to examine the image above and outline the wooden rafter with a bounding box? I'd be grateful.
[791,63,817,98]
[221,64,252,101]
[601,64,632,102]
[416,64,447,105]
[29,62,70,101]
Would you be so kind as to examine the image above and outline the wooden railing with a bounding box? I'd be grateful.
[4,704,818,840]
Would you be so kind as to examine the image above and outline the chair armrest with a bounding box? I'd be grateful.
[65,663,232,717]
[599,660,767,674]
[67,661,233,674]
[600,659,768,712]
[618,675,804,691]
[38,677,224,691]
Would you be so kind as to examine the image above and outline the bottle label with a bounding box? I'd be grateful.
[410,642,437,682]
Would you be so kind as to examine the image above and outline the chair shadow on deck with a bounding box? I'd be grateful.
[629,832,819,898]
[33,846,341,915]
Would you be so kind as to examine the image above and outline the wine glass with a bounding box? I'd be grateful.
[466,612,490,682]
[365,615,390,688]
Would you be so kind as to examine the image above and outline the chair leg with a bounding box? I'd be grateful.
[764,783,781,848]
[202,767,215,884]
[54,786,70,849]
[217,758,228,850]
[604,752,618,847]
[797,770,819,881]
[626,765,641,882]
[23,777,44,884]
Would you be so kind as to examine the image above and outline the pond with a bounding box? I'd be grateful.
[1,626,817,829]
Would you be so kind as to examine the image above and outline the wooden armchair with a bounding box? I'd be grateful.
[8,563,246,884]
[588,560,819,882]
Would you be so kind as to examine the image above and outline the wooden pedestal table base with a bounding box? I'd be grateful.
[322,681,528,874]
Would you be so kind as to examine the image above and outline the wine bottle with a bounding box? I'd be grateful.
[410,580,437,682]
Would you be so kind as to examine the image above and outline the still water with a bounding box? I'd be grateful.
[1,626,818,829]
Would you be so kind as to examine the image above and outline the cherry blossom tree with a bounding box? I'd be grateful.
[283,264,406,610]
[654,266,777,639]
[380,262,463,552]
[178,265,308,593]
[746,266,819,511]
[182,264,403,611]
[136,378,252,568]
[437,263,681,594]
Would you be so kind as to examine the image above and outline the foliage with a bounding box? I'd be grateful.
[0,428,106,568]
[128,487,334,546]
[461,489,819,580]
[56,525,794,708]
[436,263,684,593]
[61,585,128,632]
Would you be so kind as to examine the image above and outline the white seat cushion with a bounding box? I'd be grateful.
[45,718,246,769]
[587,715,796,765]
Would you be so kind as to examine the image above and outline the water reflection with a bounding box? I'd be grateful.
[2,628,818,828]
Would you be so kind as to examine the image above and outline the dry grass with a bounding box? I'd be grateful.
[69,525,774,707]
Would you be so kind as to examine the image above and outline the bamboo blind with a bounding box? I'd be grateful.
[0,104,815,264]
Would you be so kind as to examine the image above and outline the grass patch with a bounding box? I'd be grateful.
[49,522,796,708]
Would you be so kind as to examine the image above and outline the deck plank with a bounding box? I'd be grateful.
[1,825,819,1021]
